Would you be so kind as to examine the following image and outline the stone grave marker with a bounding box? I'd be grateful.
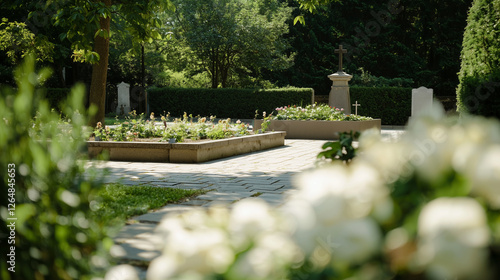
[352,101,361,115]
[117,82,131,115]
[412,86,433,117]
[328,45,352,114]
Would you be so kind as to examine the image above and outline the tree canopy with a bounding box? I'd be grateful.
[0,0,477,114]
[172,0,294,88]
[43,0,175,126]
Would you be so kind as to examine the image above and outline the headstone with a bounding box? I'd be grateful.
[352,101,361,115]
[328,45,352,114]
[117,82,131,115]
[412,87,433,117]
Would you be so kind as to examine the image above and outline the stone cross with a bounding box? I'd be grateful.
[352,101,361,115]
[335,45,347,72]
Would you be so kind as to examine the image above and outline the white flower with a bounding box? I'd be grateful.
[290,163,388,224]
[416,197,490,279]
[228,232,302,279]
[283,163,388,266]
[402,108,500,190]
[402,107,453,182]
[280,199,318,255]
[358,131,411,183]
[146,255,181,280]
[152,208,234,277]
[228,199,284,250]
[467,146,500,208]
[105,264,139,280]
[323,218,382,264]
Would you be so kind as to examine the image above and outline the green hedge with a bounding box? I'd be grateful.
[45,88,71,110]
[147,87,313,119]
[457,73,500,118]
[350,87,412,125]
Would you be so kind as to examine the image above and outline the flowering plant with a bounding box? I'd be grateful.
[111,106,500,280]
[272,103,373,121]
[92,112,250,142]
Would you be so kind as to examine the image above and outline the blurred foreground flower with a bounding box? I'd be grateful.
[148,200,301,280]
[416,197,490,279]
[146,106,500,280]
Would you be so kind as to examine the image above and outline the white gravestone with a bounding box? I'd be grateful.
[117,82,131,115]
[412,87,433,117]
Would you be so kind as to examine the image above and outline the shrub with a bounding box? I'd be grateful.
[350,87,412,125]
[147,87,313,119]
[271,104,372,121]
[45,88,71,110]
[350,68,414,88]
[0,57,110,280]
[457,0,500,119]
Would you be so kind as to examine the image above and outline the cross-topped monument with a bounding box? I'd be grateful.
[334,45,347,73]
[328,44,352,114]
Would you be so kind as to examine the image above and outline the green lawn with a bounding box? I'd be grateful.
[104,117,129,126]
[92,183,205,227]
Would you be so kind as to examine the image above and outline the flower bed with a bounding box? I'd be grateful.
[94,112,250,143]
[88,112,286,163]
[88,131,286,163]
[253,104,381,139]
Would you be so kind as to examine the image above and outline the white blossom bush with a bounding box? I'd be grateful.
[137,106,500,280]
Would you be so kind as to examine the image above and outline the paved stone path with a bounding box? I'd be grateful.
[88,129,404,278]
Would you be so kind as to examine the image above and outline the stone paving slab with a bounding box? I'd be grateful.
[133,205,203,223]
[256,193,286,206]
[86,131,405,278]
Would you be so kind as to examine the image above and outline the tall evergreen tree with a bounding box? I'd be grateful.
[457,0,500,118]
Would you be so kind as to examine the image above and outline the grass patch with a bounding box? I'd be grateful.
[92,183,205,227]
[250,192,263,197]
[104,117,128,126]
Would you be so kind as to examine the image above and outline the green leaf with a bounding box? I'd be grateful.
[293,16,305,26]
[59,32,67,41]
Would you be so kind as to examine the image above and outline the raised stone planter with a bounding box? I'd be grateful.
[87,131,286,163]
[253,119,381,140]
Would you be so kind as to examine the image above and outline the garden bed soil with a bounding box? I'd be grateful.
[87,131,286,163]
[253,119,381,140]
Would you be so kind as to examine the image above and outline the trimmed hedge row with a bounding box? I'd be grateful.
[350,87,412,125]
[45,88,71,110]
[147,87,314,119]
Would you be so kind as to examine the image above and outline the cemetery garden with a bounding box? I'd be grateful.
[1,0,500,280]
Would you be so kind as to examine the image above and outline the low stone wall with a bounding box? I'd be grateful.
[253,119,381,140]
[87,131,286,163]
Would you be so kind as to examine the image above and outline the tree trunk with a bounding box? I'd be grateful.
[89,0,112,127]
[142,43,147,114]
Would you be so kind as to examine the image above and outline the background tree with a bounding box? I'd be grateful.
[172,0,294,88]
[457,0,500,119]
[0,19,54,65]
[49,0,174,126]
[267,0,472,97]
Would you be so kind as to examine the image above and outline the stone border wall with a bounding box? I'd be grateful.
[87,132,286,163]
